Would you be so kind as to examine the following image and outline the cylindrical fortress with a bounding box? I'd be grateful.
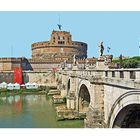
[32,30,87,61]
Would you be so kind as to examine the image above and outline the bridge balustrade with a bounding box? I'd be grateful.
[104,69,140,80]
[82,71,84,75]
[69,69,104,78]
[84,71,86,75]
[120,71,124,78]
[107,71,112,78]
[135,71,140,80]
[76,71,80,76]
[115,71,120,78]
[130,71,136,79]
[112,71,115,77]
[105,71,108,77]
[91,71,95,76]
[60,69,140,81]
[123,71,130,79]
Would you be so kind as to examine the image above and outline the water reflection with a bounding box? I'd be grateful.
[14,96,22,113]
[0,94,84,128]
[1,97,6,103]
[7,96,14,104]
[15,95,20,103]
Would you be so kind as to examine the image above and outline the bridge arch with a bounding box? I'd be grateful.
[78,83,91,112]
[108,90,140,128]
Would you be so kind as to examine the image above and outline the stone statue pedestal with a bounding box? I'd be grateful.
[98,56,105,61]
[96,57,108,70]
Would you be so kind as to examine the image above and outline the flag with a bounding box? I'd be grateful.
[107,47,111,53]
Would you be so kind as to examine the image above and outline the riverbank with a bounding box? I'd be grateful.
[0,86,50,97]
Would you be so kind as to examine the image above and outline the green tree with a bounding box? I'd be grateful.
[122,59,138,68]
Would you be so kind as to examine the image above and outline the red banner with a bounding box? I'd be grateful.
[14,67,22,85]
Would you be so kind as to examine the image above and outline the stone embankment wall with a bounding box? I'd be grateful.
[23,71,57,86]
[0,72,14,83]
[0,71,57,86]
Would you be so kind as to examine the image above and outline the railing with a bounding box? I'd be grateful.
[104,69,140,80]
[59,68,140,81]
[59,69,105,79]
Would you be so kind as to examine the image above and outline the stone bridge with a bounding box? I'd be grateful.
[55,62,140,128]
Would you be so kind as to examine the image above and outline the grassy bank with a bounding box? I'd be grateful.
[0,86,50,97]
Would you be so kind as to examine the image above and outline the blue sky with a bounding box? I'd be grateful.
[0,11,140,58]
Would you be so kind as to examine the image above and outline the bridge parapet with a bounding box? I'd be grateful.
[64,69,105,77]
[70,72,77,78]
[104,69,140,89]
[104,69,140,80]
[58,69,140,89]
[89,75,104,84]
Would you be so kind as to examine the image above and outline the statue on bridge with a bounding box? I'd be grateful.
[73,54,76,65]
[98,41,104,57]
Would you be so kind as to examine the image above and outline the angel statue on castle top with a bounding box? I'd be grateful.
[98,41,104,57]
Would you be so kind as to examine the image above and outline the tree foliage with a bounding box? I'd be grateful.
[113,56,140,68]
[122,59,138,68]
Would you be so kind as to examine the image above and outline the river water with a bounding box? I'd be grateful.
[0,94,84,128]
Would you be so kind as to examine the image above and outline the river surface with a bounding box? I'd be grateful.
[0,94,84,128]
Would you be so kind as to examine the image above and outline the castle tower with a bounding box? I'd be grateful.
[31,30,87,61]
